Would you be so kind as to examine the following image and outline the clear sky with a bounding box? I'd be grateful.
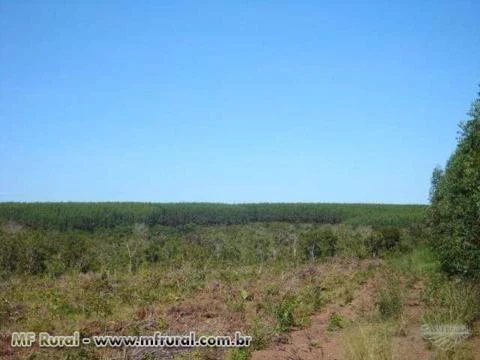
[1,1,479,204]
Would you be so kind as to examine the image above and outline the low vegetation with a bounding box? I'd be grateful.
[1,218,478,359]
[342,324,393,360]
[0,221,424,278]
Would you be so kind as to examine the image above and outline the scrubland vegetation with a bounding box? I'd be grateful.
[0,90,479,359]
[0,211,478,360]
[0,212,423,277]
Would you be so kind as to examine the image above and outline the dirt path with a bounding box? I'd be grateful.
[251,274,378,360]
[251,274,438,360]
[251,303,348,360]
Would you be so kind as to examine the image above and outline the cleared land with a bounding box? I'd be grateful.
[0,204,478,360]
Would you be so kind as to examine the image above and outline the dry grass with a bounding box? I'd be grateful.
[342,324,393,360]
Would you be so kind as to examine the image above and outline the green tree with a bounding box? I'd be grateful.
[429,86,480,278]
[429,165,444,203]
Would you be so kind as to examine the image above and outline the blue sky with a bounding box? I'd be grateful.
[1,1,479,204]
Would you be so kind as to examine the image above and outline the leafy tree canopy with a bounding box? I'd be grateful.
[429,86,480,278]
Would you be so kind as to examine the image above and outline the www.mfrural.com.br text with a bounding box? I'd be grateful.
[11,331,252,348]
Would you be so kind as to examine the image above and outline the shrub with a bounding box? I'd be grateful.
[250,319,274,351]
[226,348,250,360]
[366,231,384,257]
[378,227,401,251]
[300,228,338,261]
[275,295,297,332]
[327,312,346,331]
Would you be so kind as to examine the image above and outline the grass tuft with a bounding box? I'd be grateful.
[342,324,393,360]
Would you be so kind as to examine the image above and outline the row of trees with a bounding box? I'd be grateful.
[0,202,426,231]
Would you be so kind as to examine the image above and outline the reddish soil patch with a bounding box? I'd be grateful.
[251,274,378,360]
[251,272,437,360]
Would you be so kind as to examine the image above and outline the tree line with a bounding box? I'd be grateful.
[0,202,426,231]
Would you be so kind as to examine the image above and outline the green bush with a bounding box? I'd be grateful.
[365,227,402,257]
[366,231,384,257]
[0,231,47,274]
[379,227,401,251]
[250,319,274,350]
[300,227,338,261]
[226,348,250,360]
[327,312,346,331]
[275,295,297,332]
